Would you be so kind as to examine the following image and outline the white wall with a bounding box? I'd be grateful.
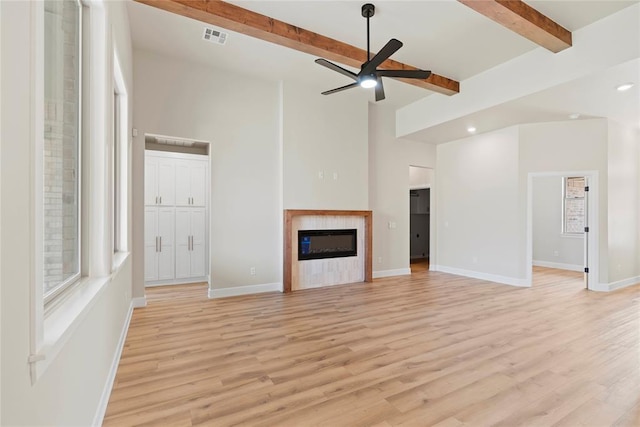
[282,82,369,210]
[607,121,640,284]
[1,1,134,425]
[435,126,522,282]
[409,166,433,189]
[532,176,583,270]
[369,103,436,274]
[520,119,609,284]
[133,50,281,291]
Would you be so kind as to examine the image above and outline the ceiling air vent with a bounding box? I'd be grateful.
[202,27,228,45]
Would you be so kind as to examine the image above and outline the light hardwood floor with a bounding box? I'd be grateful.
[104,268,640,426]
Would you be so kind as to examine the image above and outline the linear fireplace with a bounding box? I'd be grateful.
[298,229,357,261]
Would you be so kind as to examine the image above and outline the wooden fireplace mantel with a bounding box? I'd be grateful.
[283,209,373,293]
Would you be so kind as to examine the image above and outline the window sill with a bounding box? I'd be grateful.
[31,252,131,383]
[560,234,584,239]
[112,250,129,272]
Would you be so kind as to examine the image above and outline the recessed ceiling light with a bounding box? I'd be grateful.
[467,126,476,133]
[569,113,580,119]
[616,82,634,92]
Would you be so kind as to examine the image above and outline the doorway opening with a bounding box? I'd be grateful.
[527,171,598,290]
[143,133,211,294]
[409,166,434,273]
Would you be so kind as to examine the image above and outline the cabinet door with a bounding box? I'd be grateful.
[157,208,175,280]
[174,160,191,206]
[174,209,192,279]
[144,208,159,281]
[190,209,207,277]
[190,161,207,207]
[157,158,175,206]
[144,157,159,205]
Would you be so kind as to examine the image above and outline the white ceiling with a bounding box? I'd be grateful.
[127,0,639,133]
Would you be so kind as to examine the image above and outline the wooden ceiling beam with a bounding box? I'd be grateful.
[458,0,571,53]
[134,0,460,96]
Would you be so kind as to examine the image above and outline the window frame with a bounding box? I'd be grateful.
[42,0,84,305]
[112,49,128,262]
[562,176,586,236]
[30,0,119,384]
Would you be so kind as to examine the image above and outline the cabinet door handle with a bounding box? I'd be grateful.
[159,196,162,205]
[190,235,193,251]
[159,236,162,252]
[155,196,158,204]
[155,236,158,252]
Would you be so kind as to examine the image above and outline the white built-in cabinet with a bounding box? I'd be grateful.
[175,208,207,279]
[145,155,176,206]
[144,207,175,281]
[145,150,209,286]
[175,159,207,206]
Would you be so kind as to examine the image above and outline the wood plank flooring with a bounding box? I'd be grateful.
[104,268,640,426]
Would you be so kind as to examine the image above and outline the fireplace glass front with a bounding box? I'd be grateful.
[298,229,357,261]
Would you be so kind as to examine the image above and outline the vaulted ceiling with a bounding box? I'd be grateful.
[127,0,639,141]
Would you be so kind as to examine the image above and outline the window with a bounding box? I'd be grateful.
[113,52,128,256]
[43,0,82,302]
[563,176,586,234]
[113,90,120,253]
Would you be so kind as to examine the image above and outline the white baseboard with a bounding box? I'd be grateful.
[145,277,208,287]
[208,282,282,299]
[590,282,610,292]
[533,260,583,272]
[432,264,529,287]
[373,268,412,279]
[92,301,134,426]
[609,275,640,291]
[131,296,147,308]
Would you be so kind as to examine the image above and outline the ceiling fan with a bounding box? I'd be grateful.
[315,3,431,102]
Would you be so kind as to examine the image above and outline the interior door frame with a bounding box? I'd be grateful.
[142,135,212,289]
[526,170,599,290]
[409,187,431,264]
[408,165,436,271]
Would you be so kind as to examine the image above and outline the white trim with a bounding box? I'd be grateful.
[432,264,529,287]
[208,282,282,299]
[145,132,210,147]
[533,260,583,272]
[92,300,134,427]
[146,277,208,287]
[590,282,610,292]
[34,276,109,381]
[373,268,412,278]
[144,148,209,161]
[131,296,147,308]
[609,276,640,291]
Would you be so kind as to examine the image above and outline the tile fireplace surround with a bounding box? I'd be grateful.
[284,209,373,292]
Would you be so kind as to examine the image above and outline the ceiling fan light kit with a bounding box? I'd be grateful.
[315,3,431,102]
